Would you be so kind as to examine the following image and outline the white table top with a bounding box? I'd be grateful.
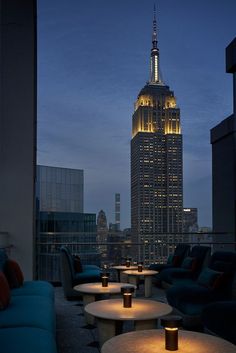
[85,299,172,321]
[101,329,236,353]
[124,269,158,276]
[74,282,136,294]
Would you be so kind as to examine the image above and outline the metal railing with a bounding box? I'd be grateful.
[36,231,235,282]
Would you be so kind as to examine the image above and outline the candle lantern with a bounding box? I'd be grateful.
[101,272,109,287]
[160,315,182,351]
[121,286,135,308]
[126,258,131,267]
[138,262,143,272]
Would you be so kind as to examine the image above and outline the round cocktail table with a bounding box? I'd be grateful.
[101,329,236,353]
[124,269,158,297]
[74,282,136,324]
[111,265,138,282]
[85,298,172,347]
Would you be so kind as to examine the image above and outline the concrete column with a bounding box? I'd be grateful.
[0,0,37,279]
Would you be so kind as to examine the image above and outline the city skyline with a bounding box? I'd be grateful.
[37,0,236,229]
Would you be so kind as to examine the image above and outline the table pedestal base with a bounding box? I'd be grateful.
[83,294,96,325]
[128,275,152,297]
[144,276,152,298]
[97,319,123,347]
[97,318,157,347]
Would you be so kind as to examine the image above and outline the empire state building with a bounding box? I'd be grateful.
[131,9,183,263]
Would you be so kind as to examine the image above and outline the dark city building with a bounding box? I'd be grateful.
[211,38,236,251]
[183,208,198,233]
[115,193,121,231]
[97,209,109,259]
[37,165,84,213]
[131,9,183,263]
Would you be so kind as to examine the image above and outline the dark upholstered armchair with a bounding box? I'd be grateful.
[202,300,236,345]
[149,243,190,272]
[60,246,101,299]
[166,251,236,328]
[160,245,211,289]
[149,244,190,286]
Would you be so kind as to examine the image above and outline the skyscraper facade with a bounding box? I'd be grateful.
[131,9,183,263]
[183,208,198,233]
[36,165,99,281]
[97,209,108,259]
[37,165,84,213]
[115,193,121,231]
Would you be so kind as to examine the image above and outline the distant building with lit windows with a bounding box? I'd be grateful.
[97,209,108,259]
[131,9,183,264]
[36,165,99,281]
[115,193,121,231]
[183,208,198,233]
[36,165,84,213]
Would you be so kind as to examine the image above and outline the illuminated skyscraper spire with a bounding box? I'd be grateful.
[150,5,160,84]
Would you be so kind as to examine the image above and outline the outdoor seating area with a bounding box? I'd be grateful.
[57,245,236,351]
[1,246,236,353]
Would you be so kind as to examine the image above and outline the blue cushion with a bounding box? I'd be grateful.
[74,269,101,284]
[0,327,57,353]
[197,268,222,289]
[83,265,100,270]
[11,281,54,301]
[181,257,195,269]
[0,249,8,271]
[167,255,173,264]
[0,295,55,333]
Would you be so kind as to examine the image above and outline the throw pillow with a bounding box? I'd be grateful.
[197,267,223,289]
[73,255,83,273]
[167,255,173,264]
[4,259,24,288]
[172,255,182,267]
[0,272,11,309]
[181,257,197,271]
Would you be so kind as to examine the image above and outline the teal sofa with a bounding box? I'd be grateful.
[0,249,57,353]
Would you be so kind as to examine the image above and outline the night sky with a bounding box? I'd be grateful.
[37,0,236,229]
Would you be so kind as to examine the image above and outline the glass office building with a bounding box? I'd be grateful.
[36,165,99,281]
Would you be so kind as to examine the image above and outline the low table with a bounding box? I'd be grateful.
[111,265,138,282]
[101,329,236,353]
[124,269,158,297]
[74,282,136,324]
[85,298,172,347]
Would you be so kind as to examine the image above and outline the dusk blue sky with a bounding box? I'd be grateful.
[37,0,236,229]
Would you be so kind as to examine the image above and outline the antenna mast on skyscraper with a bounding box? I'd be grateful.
[150,4,160,84]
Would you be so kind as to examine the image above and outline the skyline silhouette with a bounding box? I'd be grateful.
[37,0,236,228]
